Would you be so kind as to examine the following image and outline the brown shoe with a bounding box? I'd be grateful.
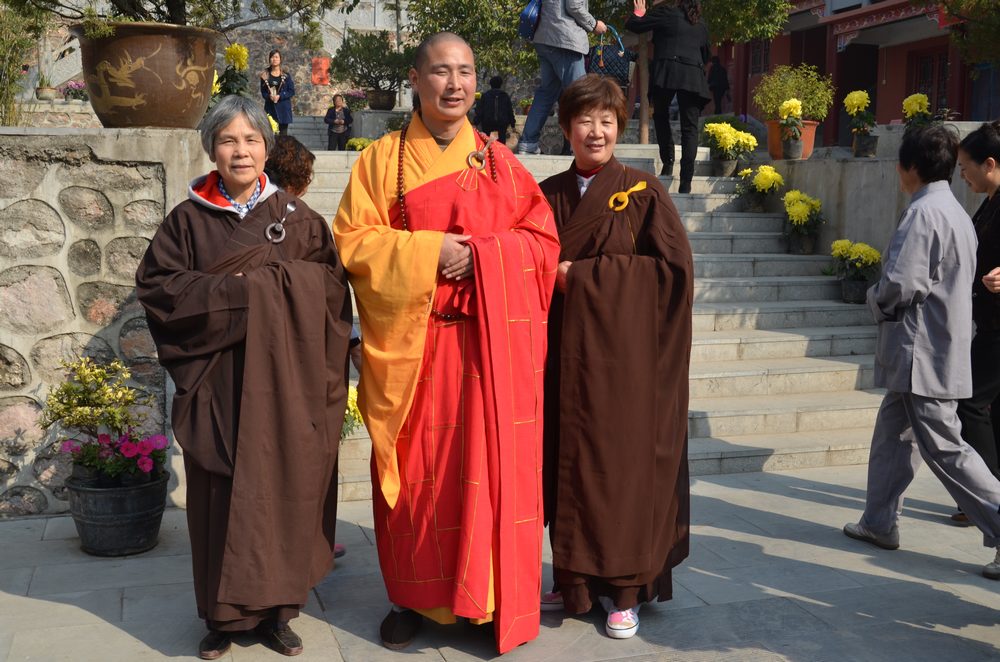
[950,511,975,527]
[198,630,232,660]
[256,619,303,656]
[380,608,422,650]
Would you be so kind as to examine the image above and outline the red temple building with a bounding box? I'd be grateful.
[719,0,1000,146]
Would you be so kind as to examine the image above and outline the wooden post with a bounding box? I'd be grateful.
[638,33,649,144]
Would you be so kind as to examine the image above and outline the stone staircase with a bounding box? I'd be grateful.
[301,145,878,502]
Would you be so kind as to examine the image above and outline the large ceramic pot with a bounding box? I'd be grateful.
[65,471,169,556]
[852,134,879,158]
[366,89,397,111]
[841,279,870,304]
[767,120,819,160]
[69,22,219,129]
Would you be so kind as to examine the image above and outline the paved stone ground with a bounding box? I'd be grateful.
[1,465,998,662]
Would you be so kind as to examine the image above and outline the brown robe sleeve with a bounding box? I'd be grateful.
[136,205,250,362]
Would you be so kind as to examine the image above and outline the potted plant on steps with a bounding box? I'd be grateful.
[702,121,757,177]
[42,357,172,557]
[844,90,877,157]
[735,164,784,212]
[753,64,834,160]
[783,189,826,254]
[831,239,882,303]
[34,72,58,100]
[330,29,411,111]
[778,98,804,159]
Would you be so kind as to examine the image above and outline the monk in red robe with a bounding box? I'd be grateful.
[539,75,693,640]
[332,32,560,654]
[137,96,352,660]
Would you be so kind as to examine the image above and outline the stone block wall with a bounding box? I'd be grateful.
[0,128,211,517]
[18,100,101,130]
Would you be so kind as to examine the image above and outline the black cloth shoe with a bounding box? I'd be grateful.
[678,180,692,194]
[198,630,232,660]
[256,619,303,656]
[660,163,674,177]
[380,608,422,650]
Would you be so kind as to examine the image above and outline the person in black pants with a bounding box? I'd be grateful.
[626,0,711,192]
[324,94,353,150]
[707,55,729,114]
[954,121,1000,524]
[473,76,516,145]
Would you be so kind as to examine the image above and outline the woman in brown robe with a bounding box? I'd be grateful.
[539,74,693,640]
[135,96,353,659]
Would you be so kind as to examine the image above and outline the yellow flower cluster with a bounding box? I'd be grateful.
[268,115,279,134]
[751,165,784,193]
[784,189,821,226]
[848,242,881,267]
[831,239,852,259]
[843,90,870,116]
[212,70,221,96]
[779,98,803,120]
[903,93,930,119]
[224,43,250,72]
[703,123,758,158]
[342,385,365,439]
[738,168,753,178]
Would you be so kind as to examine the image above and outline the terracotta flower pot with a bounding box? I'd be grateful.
[69,22,219,129]
[767,120,819,160]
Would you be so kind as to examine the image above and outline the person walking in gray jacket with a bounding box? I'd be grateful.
[843,123,1000,581]
[516,0,607,155]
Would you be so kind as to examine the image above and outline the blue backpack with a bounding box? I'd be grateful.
[518,0,543,40]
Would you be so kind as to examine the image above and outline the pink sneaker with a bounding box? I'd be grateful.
[605,607,639,639]
[540,591,563,612]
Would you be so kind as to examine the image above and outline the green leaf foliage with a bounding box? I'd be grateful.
[753,64,835,121]
[702,0,791,44]
[0,2,46,125]
[329,29,413,92]
[912,0,1000,65]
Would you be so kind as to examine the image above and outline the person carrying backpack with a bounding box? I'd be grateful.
[473,76,516,144]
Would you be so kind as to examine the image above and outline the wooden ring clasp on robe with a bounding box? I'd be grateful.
[467,135,497,171]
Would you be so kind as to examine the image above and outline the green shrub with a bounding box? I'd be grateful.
[753,64,835,121]
[346,137,374,151]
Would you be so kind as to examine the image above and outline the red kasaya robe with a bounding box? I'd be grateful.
[333,114,560,653]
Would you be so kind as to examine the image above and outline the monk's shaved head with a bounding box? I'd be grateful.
[413,31,473,71]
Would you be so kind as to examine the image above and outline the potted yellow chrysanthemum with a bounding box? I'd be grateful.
[902,93,932,129]
[831,239,881,303]
[778,98,804,159]
[783,189,825,254]
[844,90,878,157]
[702,122,758,177]
[735,165,784,213]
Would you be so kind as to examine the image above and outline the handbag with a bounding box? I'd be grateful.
[518,0,543,40]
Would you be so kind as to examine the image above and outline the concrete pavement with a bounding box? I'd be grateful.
[1,464,997,661]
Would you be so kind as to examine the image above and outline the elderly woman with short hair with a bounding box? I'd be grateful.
[136,95,353,660]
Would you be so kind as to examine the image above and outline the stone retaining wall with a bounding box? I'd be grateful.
[0,128,211,517]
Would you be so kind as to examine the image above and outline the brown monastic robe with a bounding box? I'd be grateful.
[540,157,693,612]
[136,173,352,630]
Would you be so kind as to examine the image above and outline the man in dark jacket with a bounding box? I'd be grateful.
[473,76,516,144]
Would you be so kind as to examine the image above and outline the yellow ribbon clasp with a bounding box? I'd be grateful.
[608,180,647,212]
